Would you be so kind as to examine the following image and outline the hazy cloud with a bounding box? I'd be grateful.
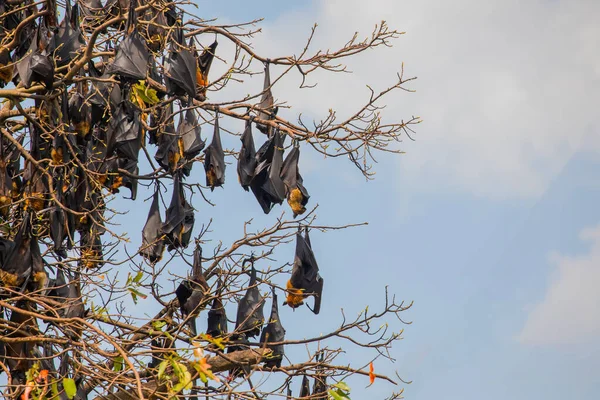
[518,225,600,346]
[224,0,600,199]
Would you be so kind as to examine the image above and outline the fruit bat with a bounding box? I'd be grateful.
[203,112,225,190]
[16,22,55,89]
[299,375,311,398]
[0,48,12,88]
[0,139,15,218]
[226,334,250,378]
[4,300,38,382]
[0,0,21,34]
[111,157,138,199]
[148,104,168,145]
[79,226,104,270]
[139,190,165,264]
[55,0,85,67]
[286,383,292,399]
[142,5,168,52]
[79,0,104,30]
[175,245,209,336]
[52,90,77,166]
[0,214,46,293]
[259,291,285,368]
[88,60,122,126]
[249,130,286,213]
[283,228,324,314]
[179,109,205,160]
[149,336,173,369]
[234,263,265,338]
[161,175,195,250]
[280,143,310,217]
[12,4,35,63]
[149,56,167,99]
[49,176,72,259]
[69,81,92,140]
[256,63,278,134]
[206,280,228,337]
[165,29,197,99]
[196,40,218,98]
[312,351,328,399]
[108,0,150,81]
[237,117,256,191]
[0,237,15,270]
[106,96,142,161]
[154,103,184,174]
[47,270,85,323]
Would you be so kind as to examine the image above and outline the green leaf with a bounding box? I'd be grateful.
[132,80,159,106]
[332,382,351,392]
[152,320,167,330]
[51,381,59,399]
[328,388,351,400]
[128,288,147,304]
[113,356,124,372]
[157,360,169,380]
[133,271,144,283]
[63,378,77,400]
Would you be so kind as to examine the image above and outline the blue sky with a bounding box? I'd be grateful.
[103,0,600,399]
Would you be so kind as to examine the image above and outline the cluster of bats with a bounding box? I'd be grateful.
[0,0,329,396]
[173,226,324,372]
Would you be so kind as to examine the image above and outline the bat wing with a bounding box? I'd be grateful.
[237,118,257,190]
[262,131,286,203]
[300,375,311,398]
[207,296,228,337]
[203,114,226,189]
[162,177,185,236]
[179,109,205,159]
[256,63,275,134]
[109,31,149,81]
[259,292,285,367]
[106,100,142,161]
[55,1,85,67]
[196,40,218,97]
[235,266,265,338]
[139,190,165,264]
[165,32,197,98]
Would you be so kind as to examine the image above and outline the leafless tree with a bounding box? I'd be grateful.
[0,1,419,399]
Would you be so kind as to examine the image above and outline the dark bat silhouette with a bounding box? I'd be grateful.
[55,0,85,67]
[312,351,328,399]
[16,22,55,89]
[203,111,225,190]
[165,28,197,99]
[237,117,256,191]
[259,291,285,368]
[154,102,179,173]
[196,40,218,98]
[299,375,311,398]
[69,81,92,141]
[139,189,165,264]
[107,0,149,81]
[256,63,278,134]
[207,279,228,338]
[234,263,265,338]
[280,143,310,217]
[106,95,142,162]
[0,214,46,294]
[249,130,286,213]
[175,244,209,337]
[161,175,195,250]
[283,227,324,314]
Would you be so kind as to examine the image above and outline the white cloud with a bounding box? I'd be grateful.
[518,225,600,346]
[219,0,600,199]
